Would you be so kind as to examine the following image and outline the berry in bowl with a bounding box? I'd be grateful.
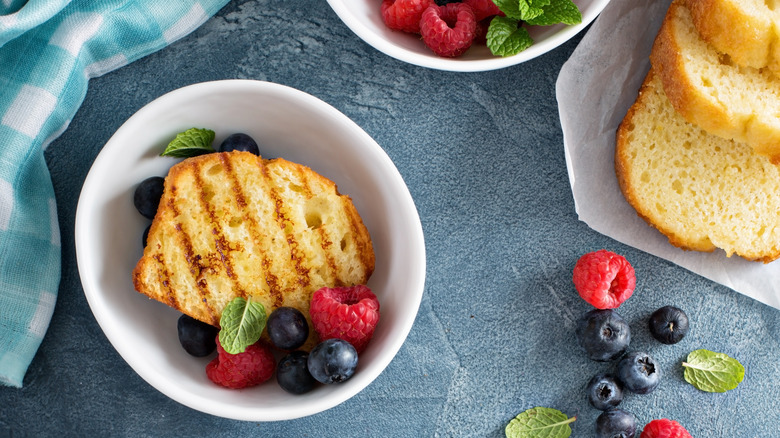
[327,0,612,72]
[75,80,426,421]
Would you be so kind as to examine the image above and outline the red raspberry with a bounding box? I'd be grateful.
[572,250,636,309]
[640,419,693,438]
[309,285,380,354]
[473,17,491,45]
[381,0,435,34]
[462,0,503,21]
[419,3,477,58]
[206,338,276,389]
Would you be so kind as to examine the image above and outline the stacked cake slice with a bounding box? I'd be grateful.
[615,0,780,262]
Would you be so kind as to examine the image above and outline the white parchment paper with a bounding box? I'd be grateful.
[555,0,780,310]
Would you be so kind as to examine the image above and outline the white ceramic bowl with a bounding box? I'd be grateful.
[75,80,426,421]
[327,0,611,72]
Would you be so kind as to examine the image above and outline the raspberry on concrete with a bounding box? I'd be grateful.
[419,3,477,57]
[640,419,693,438]
[572,249,636,309]
[309,285,380,354]
[381,0,435,34]
[206,338,276,389]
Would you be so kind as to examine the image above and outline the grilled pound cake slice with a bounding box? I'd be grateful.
[650,0,780,163]
[685,0,780,74]
[615,70,780,263]
[132,151,375,349]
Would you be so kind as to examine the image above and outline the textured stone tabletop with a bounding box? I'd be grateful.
[2,1,779,436]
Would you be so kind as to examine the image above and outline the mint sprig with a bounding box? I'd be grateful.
[161,127,216,158]
[487,0,582,57]
[682,349,745,393]
[487,16,534,57]
[526,0,582,26]
[218,297,267,355]
[505,407,575,438]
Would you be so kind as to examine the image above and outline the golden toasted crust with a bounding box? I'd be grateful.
[615,70,780,263]
[615,72,716,253]
[685,0,780,74]
[132,152,375,349]
[650,0,780,163]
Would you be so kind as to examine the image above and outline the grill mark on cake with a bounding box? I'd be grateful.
[265,164,311,304]
[168,167,214,324]
[293,171,314,287]
[170,189,218,324]
[152,187,178,309]
[344,203,372,274]
[224,155,274,306]
[316,224,338,282]
[304,173,338,283]
[256,161,284,307]
[221,153,247,209]
[151,252,174,307]
[193,158,236,280]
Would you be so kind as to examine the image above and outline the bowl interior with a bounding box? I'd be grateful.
[75,80,426,421]
[327,0,612,72]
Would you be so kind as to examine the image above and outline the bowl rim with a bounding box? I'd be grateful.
[74,79,427,421]
[326,0,613,72]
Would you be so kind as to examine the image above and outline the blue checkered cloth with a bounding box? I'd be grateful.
[0,0,228,388]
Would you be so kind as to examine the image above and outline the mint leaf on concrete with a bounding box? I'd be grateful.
[505,407,575,438]
[682,349,745,393]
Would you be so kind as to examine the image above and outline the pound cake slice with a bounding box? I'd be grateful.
[133,151,375,348]
[685,0,780,74]
[650,0,780,163]
[615,70,780,263]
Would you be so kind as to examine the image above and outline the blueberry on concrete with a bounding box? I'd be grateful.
[649,305,689,344]
[587,373,624,411]
[575,309,631,362]
[177,314,219,357]
[618,351,661,394]
[595,409,637,438]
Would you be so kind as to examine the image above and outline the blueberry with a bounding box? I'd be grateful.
[142,224,151,247]
[575,309,631,362]
[617,351,661,394]
[307,338,358,384]
[177,314,219,357]
[587,373,624,411]
[649,305,689,344]
[219,133,260,155]
[595,409,637,438]
[133,176,165,219]
[277,351,317,394]
[267,307,309,350]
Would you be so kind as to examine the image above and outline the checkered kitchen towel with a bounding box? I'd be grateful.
[0,0,229,388]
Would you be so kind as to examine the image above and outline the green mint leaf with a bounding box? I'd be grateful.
[682,349,745,393]
[218,297,267,354]
[160,127,216,158]
[487,16,534,57]
[518,0,545,21]
[505,407,575,438]
[526,0,582,26]
[493,0,524,20]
